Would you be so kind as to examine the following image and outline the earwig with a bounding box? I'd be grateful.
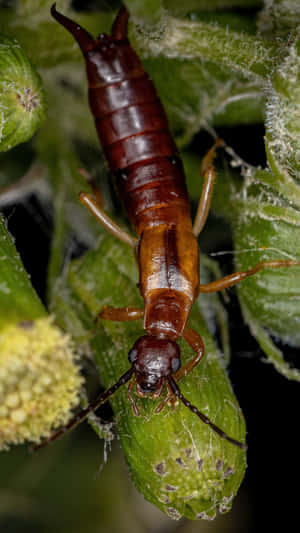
[40,4,300,452]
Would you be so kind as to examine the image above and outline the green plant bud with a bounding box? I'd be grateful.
[183,152,300,379]
[0,317,83,450]
[52,234,246,521]
[232,205,300,343]
[214,170,300,379]
[230,196,300,380]
[0,34,46,152]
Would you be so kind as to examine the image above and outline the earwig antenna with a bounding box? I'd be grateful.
[33,367,134,451]
[111,5,129,40]
[51,3,95,53]
[168,377,247,451]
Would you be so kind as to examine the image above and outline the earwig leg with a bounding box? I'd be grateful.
[173,327,205,381]
[155,329,204,413]
[193,139,224,237]
[192,166,216,237]
[200,139,225,176]
[78,168,104,207]
[128,379,140,416]
[199,259,300,293]
[155,327,204,413]
[97,306,144,323]
[79,192,138,248]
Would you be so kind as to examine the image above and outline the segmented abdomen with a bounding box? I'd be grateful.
[88,47,199,336]
[51,4,200,338]
[87,44,191,234]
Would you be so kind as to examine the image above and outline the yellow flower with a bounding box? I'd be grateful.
[0,317,83,450]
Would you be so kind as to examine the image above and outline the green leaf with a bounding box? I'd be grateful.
[185,152,300,377]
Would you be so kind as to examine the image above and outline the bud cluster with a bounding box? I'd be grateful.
[0,317,83,450]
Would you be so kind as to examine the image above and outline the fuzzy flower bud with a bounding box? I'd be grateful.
[0,34,46,152]
[0,317,83,450]
[0,214,82,450]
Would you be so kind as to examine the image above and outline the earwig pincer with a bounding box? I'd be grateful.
[41,4,300,452]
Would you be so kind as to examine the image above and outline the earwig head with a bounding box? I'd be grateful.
[128,335,181,398]
[35,333,246,452]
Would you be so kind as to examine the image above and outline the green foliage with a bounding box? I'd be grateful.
[184,154,300,377]
[0,0,299,523]
[0,34,46,152]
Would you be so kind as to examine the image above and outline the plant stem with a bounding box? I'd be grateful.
[141,16,278,81]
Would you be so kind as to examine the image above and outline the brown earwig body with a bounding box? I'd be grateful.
[42,5,300,452]
[51,4,199,342]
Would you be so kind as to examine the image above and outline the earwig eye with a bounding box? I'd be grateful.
[171,357,181,373]
[128,348,137,364]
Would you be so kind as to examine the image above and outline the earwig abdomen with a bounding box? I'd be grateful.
[85,37,188,226]
[52,5,199,338]
[83,16,200,336]
[86,41,178,170]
